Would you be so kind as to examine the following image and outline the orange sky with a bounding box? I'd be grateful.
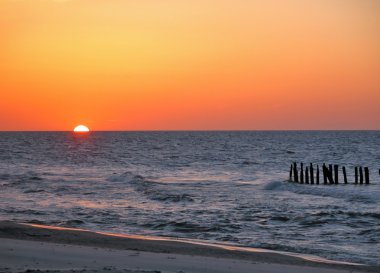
[0,0,379,130]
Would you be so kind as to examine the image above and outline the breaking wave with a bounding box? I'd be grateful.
[264,180,378,204]
[107,172,194,203]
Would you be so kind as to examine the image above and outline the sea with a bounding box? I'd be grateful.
[0,131,379,265]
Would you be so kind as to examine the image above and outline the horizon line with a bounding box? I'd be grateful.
[0,129,379,132]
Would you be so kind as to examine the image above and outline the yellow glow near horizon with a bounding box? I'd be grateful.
[73,125,90,132]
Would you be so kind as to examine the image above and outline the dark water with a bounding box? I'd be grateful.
[0,131,379,265]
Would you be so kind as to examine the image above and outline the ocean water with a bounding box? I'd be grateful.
[0,131,379,265]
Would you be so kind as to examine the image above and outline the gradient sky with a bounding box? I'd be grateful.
[1,0,379,130]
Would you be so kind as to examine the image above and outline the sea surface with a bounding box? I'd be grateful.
[0,131,379,265]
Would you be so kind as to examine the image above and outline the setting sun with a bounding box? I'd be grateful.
[73,125,90,132]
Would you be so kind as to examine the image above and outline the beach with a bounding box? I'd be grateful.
[0,221,378,273]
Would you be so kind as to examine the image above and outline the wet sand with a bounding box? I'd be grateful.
[0,221,378,273]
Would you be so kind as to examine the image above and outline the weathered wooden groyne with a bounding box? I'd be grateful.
[289,162,373,185]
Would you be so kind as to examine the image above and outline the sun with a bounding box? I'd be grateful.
[73,125,90,132]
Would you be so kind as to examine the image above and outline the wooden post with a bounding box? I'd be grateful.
[300,163,304,184]
[310,163,314,184]
[293,162,298,183]
[289,164,293,182]
[334,165,339,184]
[359,167,364,184]
[342,166,347,184]
[364,167,369,184]
[355,167,358,184]
[328,164,334,184]
[323,163,328,184]
[316,165,320,185]
[305,167,309,184]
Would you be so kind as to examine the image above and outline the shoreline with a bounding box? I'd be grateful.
[0,221,378,273]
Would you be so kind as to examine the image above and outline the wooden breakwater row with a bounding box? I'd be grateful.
[289,163,372,185]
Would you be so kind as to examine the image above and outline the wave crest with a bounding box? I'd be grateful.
[107,172,194,203]
[264,181,378,204]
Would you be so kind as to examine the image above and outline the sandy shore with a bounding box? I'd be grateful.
[0,221,378,273]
